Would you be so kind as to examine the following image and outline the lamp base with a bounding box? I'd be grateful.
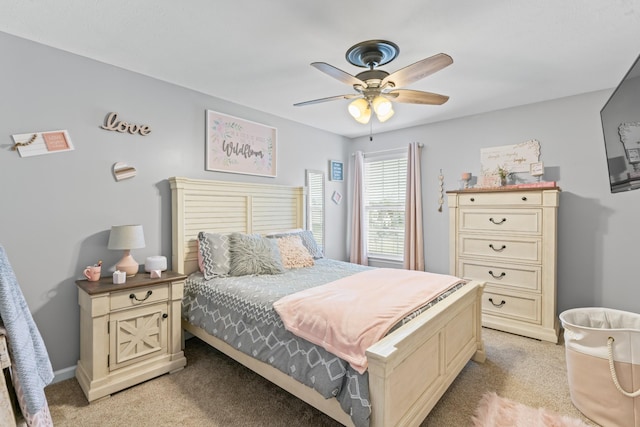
[115,250,139,277]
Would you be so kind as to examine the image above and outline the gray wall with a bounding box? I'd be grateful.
[3,30,639,377]
[350,90,640,315]
[0,32,349,372]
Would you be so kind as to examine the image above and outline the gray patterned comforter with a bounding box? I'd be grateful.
[182,259,466,427]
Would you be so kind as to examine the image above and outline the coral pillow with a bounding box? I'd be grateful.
[277,235,314,269]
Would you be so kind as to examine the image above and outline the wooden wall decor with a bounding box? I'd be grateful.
[11,130,75,157]
[100,112,151,136]
[112,162,137,181]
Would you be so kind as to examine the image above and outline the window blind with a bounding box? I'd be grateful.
[308,172,324,249]
[364,154,407,260]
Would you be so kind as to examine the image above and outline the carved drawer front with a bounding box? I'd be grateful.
[460,208,541,234]
[109,302,168,371]
[457,191,542,206]
[110,284,169,311]
[482,288,540,324]
[458,260,540,292]
[459,235,541,263]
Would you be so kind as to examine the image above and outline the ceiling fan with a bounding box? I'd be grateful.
[294,40,453,124]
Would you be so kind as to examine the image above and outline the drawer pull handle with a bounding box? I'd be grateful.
[488,270,506,279]
[162,313,168,319]
[489,298,506,308]
[470,197,475,202]
[489,244,506,252]
[130,290,153,302]
[522,196,527,201]
[489,217,507,225]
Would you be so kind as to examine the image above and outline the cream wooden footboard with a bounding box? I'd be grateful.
[170,176,485,427]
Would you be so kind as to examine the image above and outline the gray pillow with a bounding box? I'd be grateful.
[198,232,231,280]
[229,233,285,276]
[267,230,324,259]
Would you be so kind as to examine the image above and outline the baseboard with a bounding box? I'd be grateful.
[52,365,76,384]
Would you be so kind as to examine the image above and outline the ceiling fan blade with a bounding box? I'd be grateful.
[311,62,367,87]
[385,89,449,105]
[294,93,360,107]
[381,53,453,88]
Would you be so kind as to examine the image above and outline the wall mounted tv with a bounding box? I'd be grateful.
[601,53,640,193]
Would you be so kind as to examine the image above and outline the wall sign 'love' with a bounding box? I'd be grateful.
[100,112,151,136]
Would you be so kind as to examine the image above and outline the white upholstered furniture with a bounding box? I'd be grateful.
[170,176,486,427]
[448,187,560,343]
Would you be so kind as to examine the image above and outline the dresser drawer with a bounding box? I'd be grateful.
[459,235,541,263]
[458,259,540,292]
[482,287,541,324]
[110,284,169,311]
[457,191,542,206]
[460,208,541,234]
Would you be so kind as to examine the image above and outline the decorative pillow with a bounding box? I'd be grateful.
[229,233,285,276]
[298,230,324,259]
[267,230,323,259]
[198,232,231,280]
[276,235,314,269]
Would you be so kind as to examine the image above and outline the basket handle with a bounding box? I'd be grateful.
[607,337,640,397]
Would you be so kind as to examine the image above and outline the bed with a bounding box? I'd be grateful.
[170,176,486,427]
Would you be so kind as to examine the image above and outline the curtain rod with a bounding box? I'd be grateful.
[351,143,423,157]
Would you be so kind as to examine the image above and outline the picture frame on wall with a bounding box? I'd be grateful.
[329,160,344,181]
[331,190,343,205]
[205,110,277,177]
[11,130,74,158]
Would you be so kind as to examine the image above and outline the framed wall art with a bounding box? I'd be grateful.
[12,130,74,158]
[206,110,277,177]
[329,160,344,181]
[480,139,541,175]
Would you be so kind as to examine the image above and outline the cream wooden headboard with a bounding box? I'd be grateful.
[169,177,306,275]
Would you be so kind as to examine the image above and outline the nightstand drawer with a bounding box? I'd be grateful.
[458,259,540,292]
[460,208,541,234]
[482,288,540,324]
[459,235,541,263]
[110,285,169,311]
[458,191,542,206]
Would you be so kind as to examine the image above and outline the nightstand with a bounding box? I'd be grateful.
[75,271,187,402]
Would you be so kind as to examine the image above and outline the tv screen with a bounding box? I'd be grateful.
[601,53,640,193]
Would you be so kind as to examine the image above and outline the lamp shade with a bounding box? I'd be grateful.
[348,98,371,124]
[376,106,395,123]
[108,225,145,276]
[108,225,145,250]
[372,96,392,116]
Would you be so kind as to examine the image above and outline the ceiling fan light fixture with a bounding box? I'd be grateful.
[372,96,393,116]
[348,98,371,124]
[377,106,395,123]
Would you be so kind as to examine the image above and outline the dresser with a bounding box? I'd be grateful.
[447,187,560,343]
[76,271,187,402]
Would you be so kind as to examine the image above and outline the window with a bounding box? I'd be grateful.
[364,152,407,260]
[306,169,324,253]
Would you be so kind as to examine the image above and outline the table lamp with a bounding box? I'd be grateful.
[107,224,145,276]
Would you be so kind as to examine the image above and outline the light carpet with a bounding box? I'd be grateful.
[44,328,598,426]
[472,392,590,427]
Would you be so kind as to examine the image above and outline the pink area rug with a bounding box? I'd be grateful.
[472,392,590,427]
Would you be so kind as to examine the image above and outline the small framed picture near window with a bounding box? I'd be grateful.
[329,160,344,181]
[331,190,342,205]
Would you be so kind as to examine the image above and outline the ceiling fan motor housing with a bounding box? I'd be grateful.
[346,40,400,68]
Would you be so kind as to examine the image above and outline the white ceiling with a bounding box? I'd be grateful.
[2,0,639,138]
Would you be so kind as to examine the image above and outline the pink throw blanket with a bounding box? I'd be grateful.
[273,268,464,374]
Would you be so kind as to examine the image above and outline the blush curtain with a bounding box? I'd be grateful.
[404,142,425,271]
[349,151,368,265]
